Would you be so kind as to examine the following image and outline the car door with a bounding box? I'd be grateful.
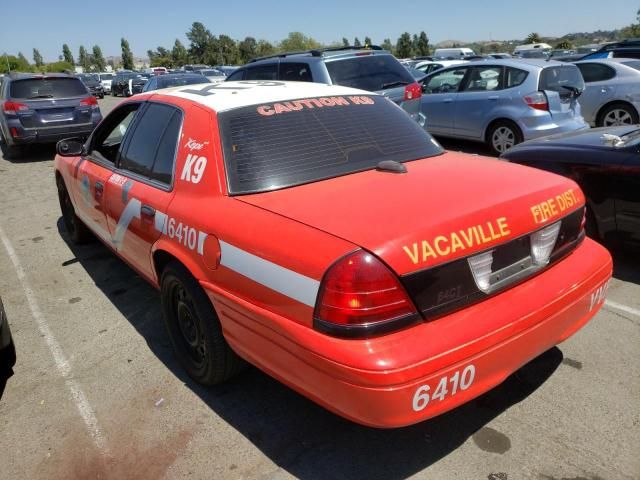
[575,63,617,124]
[70,102,142,243]
[614,143,640,247]
[420,67,469,136]
[104,101,182,281]
[454,65,504,139]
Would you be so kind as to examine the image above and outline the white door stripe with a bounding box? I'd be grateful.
[0,223,109,453]
[219,240,320,307]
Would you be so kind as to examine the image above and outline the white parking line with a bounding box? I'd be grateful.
[605,300,640,318]
[0,223,109,453]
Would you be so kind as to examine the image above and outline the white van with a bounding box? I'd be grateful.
[433,48,476,59]
[513,43,552,56]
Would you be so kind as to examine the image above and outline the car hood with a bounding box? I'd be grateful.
[237,152,584,275]
[510,126,639,151]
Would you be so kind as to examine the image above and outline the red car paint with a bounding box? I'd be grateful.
[54,82,612,428]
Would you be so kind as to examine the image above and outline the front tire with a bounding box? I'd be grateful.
[161,262,244,385]
[56,177,93,244]
[487,120,523,156]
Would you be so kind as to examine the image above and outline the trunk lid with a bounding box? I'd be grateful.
[238,152,584,275]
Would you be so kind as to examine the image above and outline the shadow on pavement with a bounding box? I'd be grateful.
[0,367,14,402]
[2,144,57,164]
[611,249,640,285]
[57,217,565,480]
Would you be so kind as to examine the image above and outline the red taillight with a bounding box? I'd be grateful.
[404,82,422,101]
[523,91,548,111]
[80,96,98,106]
[314,250,417,331]
[3,101,29,115]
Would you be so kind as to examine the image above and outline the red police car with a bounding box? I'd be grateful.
[54,81,612,428]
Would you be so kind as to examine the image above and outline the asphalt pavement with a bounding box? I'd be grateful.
[0,95,638,480]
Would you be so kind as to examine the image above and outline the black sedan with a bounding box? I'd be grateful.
[501,126,640,250]
[1,296,16,371]
[77,74,104,99]
[142,73,210,93]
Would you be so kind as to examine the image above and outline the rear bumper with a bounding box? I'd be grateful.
[520,114,589,141]
[7,121,100,145]
[207,238,612,428]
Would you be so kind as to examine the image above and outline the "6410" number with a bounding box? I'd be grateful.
[412,364,476,412]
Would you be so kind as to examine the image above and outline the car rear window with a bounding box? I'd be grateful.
[10,77,88,99]
[325,54,415,91]
[538,65,585,100]
[158,76,209,88]
[218,94,443,195]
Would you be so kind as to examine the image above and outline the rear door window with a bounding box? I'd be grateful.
[279,63,313,82]
[539,65,585,100]
[244,64,278,80]
[325,54,415,91]
[226,69,245,81]
[10,77,87,99]
[218,94,443,195]
[462,66,503,91]
[576,63,616,82]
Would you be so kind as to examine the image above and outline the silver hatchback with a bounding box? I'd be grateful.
[574,58,640,126]
[419,59,589,155]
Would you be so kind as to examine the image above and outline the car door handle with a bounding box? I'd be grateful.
[141,205,156,217]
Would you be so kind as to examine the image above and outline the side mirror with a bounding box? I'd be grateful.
[56,138,85,157]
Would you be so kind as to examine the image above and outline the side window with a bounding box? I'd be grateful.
[226,69,245,81]
[463,66,503,92]
[90,104,141,164]
[280,63,313,82]
[576,63,616,83]
[505,68,528,88]
[423,68,467,94]
[119,103,181,185]
[244,64,278,80]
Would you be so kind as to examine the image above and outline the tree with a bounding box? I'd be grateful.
[62,44,74,65]
[525,32,542,44]
[381,38,394,53]
[620,8,640,38]
[186,22,214,63]
[396,32,414,58]
[216,34,240,65]
[238,36,258,63]
[554,40,573,50]
[92,45,106,71]
[256,40,275,58]
[33,48,44,67]
[342,37,349,47]
[18,52,29,66]
[45,61,74,73]
[354,37,362,48]
[278,32,321,52]
[0,53,33,73]
[78,46,90,71]
[364,36,372,47]
[171,39,189,66]
[415,31,430,56]
[149,46,172,67]
[121,38,134,70]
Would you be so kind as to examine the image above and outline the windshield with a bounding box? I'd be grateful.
[10,77,87,99]
[158,76,210,88]
[326,54,415,91]
[99,73,114,80]
[219,94,443,195]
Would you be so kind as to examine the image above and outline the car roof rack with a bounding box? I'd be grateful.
[248,45,383,63]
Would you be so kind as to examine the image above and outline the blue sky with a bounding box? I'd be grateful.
[1,0,636,61]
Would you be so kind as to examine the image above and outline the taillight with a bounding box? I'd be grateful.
[80,96,98,107]
[404,82,422,101]
[523,91,548,111]
[314,250,418,337]
[3,101,29,115]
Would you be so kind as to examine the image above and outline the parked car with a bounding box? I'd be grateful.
[513,43,552,57]
[574,58,640,126]
[419,59,588,155]
[197,69,226,83]
[433,47,476,59]
[501,125,640,250]
[214,66,239,76]
[414,60,468,76]
[488,53,512,59]
[581,39,640,61]
[226,46,423,121]
[77,73,105,99]
[97,73,114,94]
[0,73,102,159]
[111,72,149,97]
[0,296,16,371]
[54,81,612,428]
[142,73,211,92]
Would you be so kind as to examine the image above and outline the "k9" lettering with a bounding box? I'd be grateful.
[180,154,207,184]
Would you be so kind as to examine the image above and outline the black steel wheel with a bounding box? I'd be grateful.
[56,177,92,244]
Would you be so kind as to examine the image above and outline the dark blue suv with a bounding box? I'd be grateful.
[0,73,102,159]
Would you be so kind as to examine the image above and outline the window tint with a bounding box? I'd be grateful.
[539,65,585,100]
[280,63,313,82]
[325,54,415,91]
[150,110,181,184]
[219,95,443,195]
[423,68,467,93]
[91,104,141,164]
[120,103,180,183]
[10,77,88,99]
[463,66,502,91]
[576,63,616,82]
[244,64,278,80]
[226,69,244,81]
[506,67,528,88]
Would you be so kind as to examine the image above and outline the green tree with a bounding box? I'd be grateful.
[415,31,430,56]
[186,22,214,63]
[171,39,189,66]
[364,36,372,47]
[62,44,74,65]
[381,38,394,53]
[78,45,90,71]
[121,38,134,70]
[256,40,275,58]
[45,61,74,73]
[33,48,44,67]
[92,45,106,71]
[354,37,362,48]
[278,32,321,52]
[342,37,349,47]
[149,46,172,67]
[18,52,29,66]
[620,8,640,38]
[238,36,258,63]
[554,40,573,50]
[216,35,240,65]
[525,32,542,44]
[396,32,414,58]
[0,53,33,73]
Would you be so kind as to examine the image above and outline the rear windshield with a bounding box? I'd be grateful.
[325,54,415,92]
[10,77,87,99]
[158,76,209,88]
[200,69,224,76]
[219,94,443,195]
[539,65,585,99]
[100,73,114,80]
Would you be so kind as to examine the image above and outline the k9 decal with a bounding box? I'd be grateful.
[180,154,207,184]
[412,365,476,412]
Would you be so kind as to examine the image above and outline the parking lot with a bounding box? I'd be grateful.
[0,95,638,480]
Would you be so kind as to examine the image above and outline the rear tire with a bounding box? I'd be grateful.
[161,262,245,385]
[56,177,93,244]
[487,120,523,156]
[0,134,22,160]
[597,103,639,127]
